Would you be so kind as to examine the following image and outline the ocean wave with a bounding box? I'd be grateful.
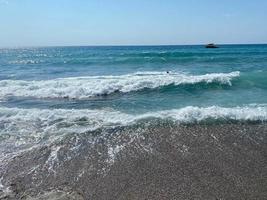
[0,105,266,160]
[0,105,266,140]
[0,71,240,99]
[8,60,42,65]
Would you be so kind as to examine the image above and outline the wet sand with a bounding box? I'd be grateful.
[1,122,267,199]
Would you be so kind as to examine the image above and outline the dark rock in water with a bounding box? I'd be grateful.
[205,43,219,48]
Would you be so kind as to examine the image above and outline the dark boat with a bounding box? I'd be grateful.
[205,43,219,48]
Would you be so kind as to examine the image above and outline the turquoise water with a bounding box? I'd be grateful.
[1,44,267,158]
[0,45,267,114]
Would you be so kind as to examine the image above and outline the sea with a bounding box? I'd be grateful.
[0,45,267,198]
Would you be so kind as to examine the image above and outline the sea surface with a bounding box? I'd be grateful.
[0,44,267,152]
[0,45,267,198]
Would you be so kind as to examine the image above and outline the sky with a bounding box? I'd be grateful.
[0,0,267,47]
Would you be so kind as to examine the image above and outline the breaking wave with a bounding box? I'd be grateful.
[0,104,266,164]
[0,104,266,143]
[0,71,240,99]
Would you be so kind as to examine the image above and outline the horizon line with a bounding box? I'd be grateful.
[1,43,267,49]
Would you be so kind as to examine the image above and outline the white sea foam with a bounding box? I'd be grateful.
[8,60,41,64]
[0,104,266,166]
[0,71,240,99]
[0,104,266,148]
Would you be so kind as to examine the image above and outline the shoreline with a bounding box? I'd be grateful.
[1,122,266,199]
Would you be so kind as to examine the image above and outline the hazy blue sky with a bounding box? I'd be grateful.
[0,0,267,47]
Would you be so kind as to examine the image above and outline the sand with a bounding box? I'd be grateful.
[0,122,267,199]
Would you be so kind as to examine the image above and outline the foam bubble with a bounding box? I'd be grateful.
[0,71,240,99]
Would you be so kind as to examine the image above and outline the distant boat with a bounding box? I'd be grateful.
[205,43,219,48]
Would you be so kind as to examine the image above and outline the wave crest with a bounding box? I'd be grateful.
[0,105,266,156]
[0,71,240,99]
[0,104,266,136]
